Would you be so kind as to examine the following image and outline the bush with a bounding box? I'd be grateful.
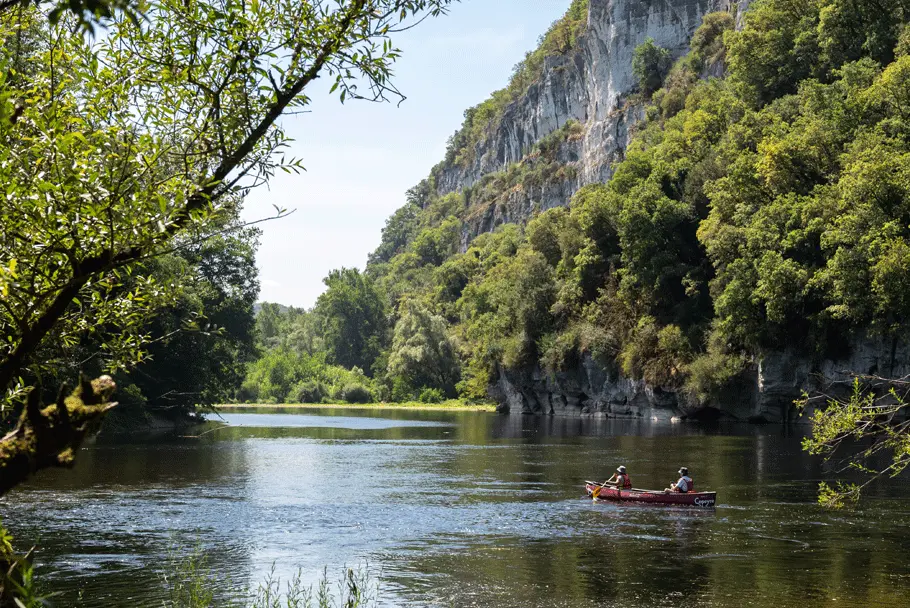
[620,319,693,388]
[685,349,747,403]
[633,38,672,96]
[688,11,734,69]
[236,378,260,404]
[290,380,327,404]
[341,384,373,404]
[538,327,582,372]
[418,387,445,404]
[385,375,415,402]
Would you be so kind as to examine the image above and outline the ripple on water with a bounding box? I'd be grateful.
[2,410,909,608]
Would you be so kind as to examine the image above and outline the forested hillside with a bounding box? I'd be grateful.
[248,0,910,418]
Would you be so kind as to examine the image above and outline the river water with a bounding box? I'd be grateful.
[2,408,908,607]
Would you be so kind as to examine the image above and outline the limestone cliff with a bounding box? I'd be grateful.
[434,0,747,240]
[491,335,910,422]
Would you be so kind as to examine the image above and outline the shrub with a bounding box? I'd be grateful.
[386,375,416,403]
[236,378,260,404]
[538,327,582,372]
[418,388,445,404]
[341,384,373,404]
[685,349,748,404]
[620,319,693,388]
[633,38,672,96]
[290,380,327,404]
[689,11,734,69]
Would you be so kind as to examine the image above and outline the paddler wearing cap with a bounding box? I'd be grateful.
[667,467,693,493]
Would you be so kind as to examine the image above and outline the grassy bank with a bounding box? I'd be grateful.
[217,400,498,412]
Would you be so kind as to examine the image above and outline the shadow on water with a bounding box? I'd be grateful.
[1,408,908,607]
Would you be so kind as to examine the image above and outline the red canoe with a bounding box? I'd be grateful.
[584,482,717,508]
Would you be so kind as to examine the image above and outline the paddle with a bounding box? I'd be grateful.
[591,479,612,500]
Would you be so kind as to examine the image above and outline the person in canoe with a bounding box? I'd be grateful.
[590,465,632,499]
[605,465,633,489]
[666,467,693,493]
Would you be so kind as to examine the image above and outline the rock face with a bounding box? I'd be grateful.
[491,335,910,422]
[436,0,741,200]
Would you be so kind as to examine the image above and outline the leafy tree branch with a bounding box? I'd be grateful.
[798,374,910,508]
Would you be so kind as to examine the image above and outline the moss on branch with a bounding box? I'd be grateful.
[0,375,117,498]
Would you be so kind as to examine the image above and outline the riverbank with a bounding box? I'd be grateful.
[217,400,497,412]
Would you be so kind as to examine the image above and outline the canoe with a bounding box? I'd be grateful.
[584,482,717,508]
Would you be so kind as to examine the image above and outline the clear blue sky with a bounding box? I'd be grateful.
[241,0,575,308]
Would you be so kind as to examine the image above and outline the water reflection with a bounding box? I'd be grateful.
[0,409,907,607]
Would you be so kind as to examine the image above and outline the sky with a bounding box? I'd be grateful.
[240,0,576,309]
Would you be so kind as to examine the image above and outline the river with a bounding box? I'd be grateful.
[2,408,908,607]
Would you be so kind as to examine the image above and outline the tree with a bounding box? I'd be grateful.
[315,268,388,373]
[0,0,454,460]
[457,248,556,396]
[120,230,260,416]
[0,0,144,33]
[387,301,459,397]
[361,0,910,418]
[411,216,461,266]
[257,302,293,348]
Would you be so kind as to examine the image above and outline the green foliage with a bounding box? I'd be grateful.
[683,330,748,403]
[240,349,375,404]
[689,11,735,69]
[898,23,910,56]
[368,200,422,265]
[417,387,445,404]
[237,0,910,408]
[0,516,55,608]
[386,301,459,398]
[457,247,556,396]
[0,0,455,419]
[798,376,910,507]
[654,12,734,118]
[412,216,462,266]
[633,38,672,96]
[290,379,328,405]
[314,268,388,374]
[618,318,692,388]
[727,0,910,107]
[112,231,260,418]
[0,0,456,599]
[340,383,373,404]
[357,0,910,406]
